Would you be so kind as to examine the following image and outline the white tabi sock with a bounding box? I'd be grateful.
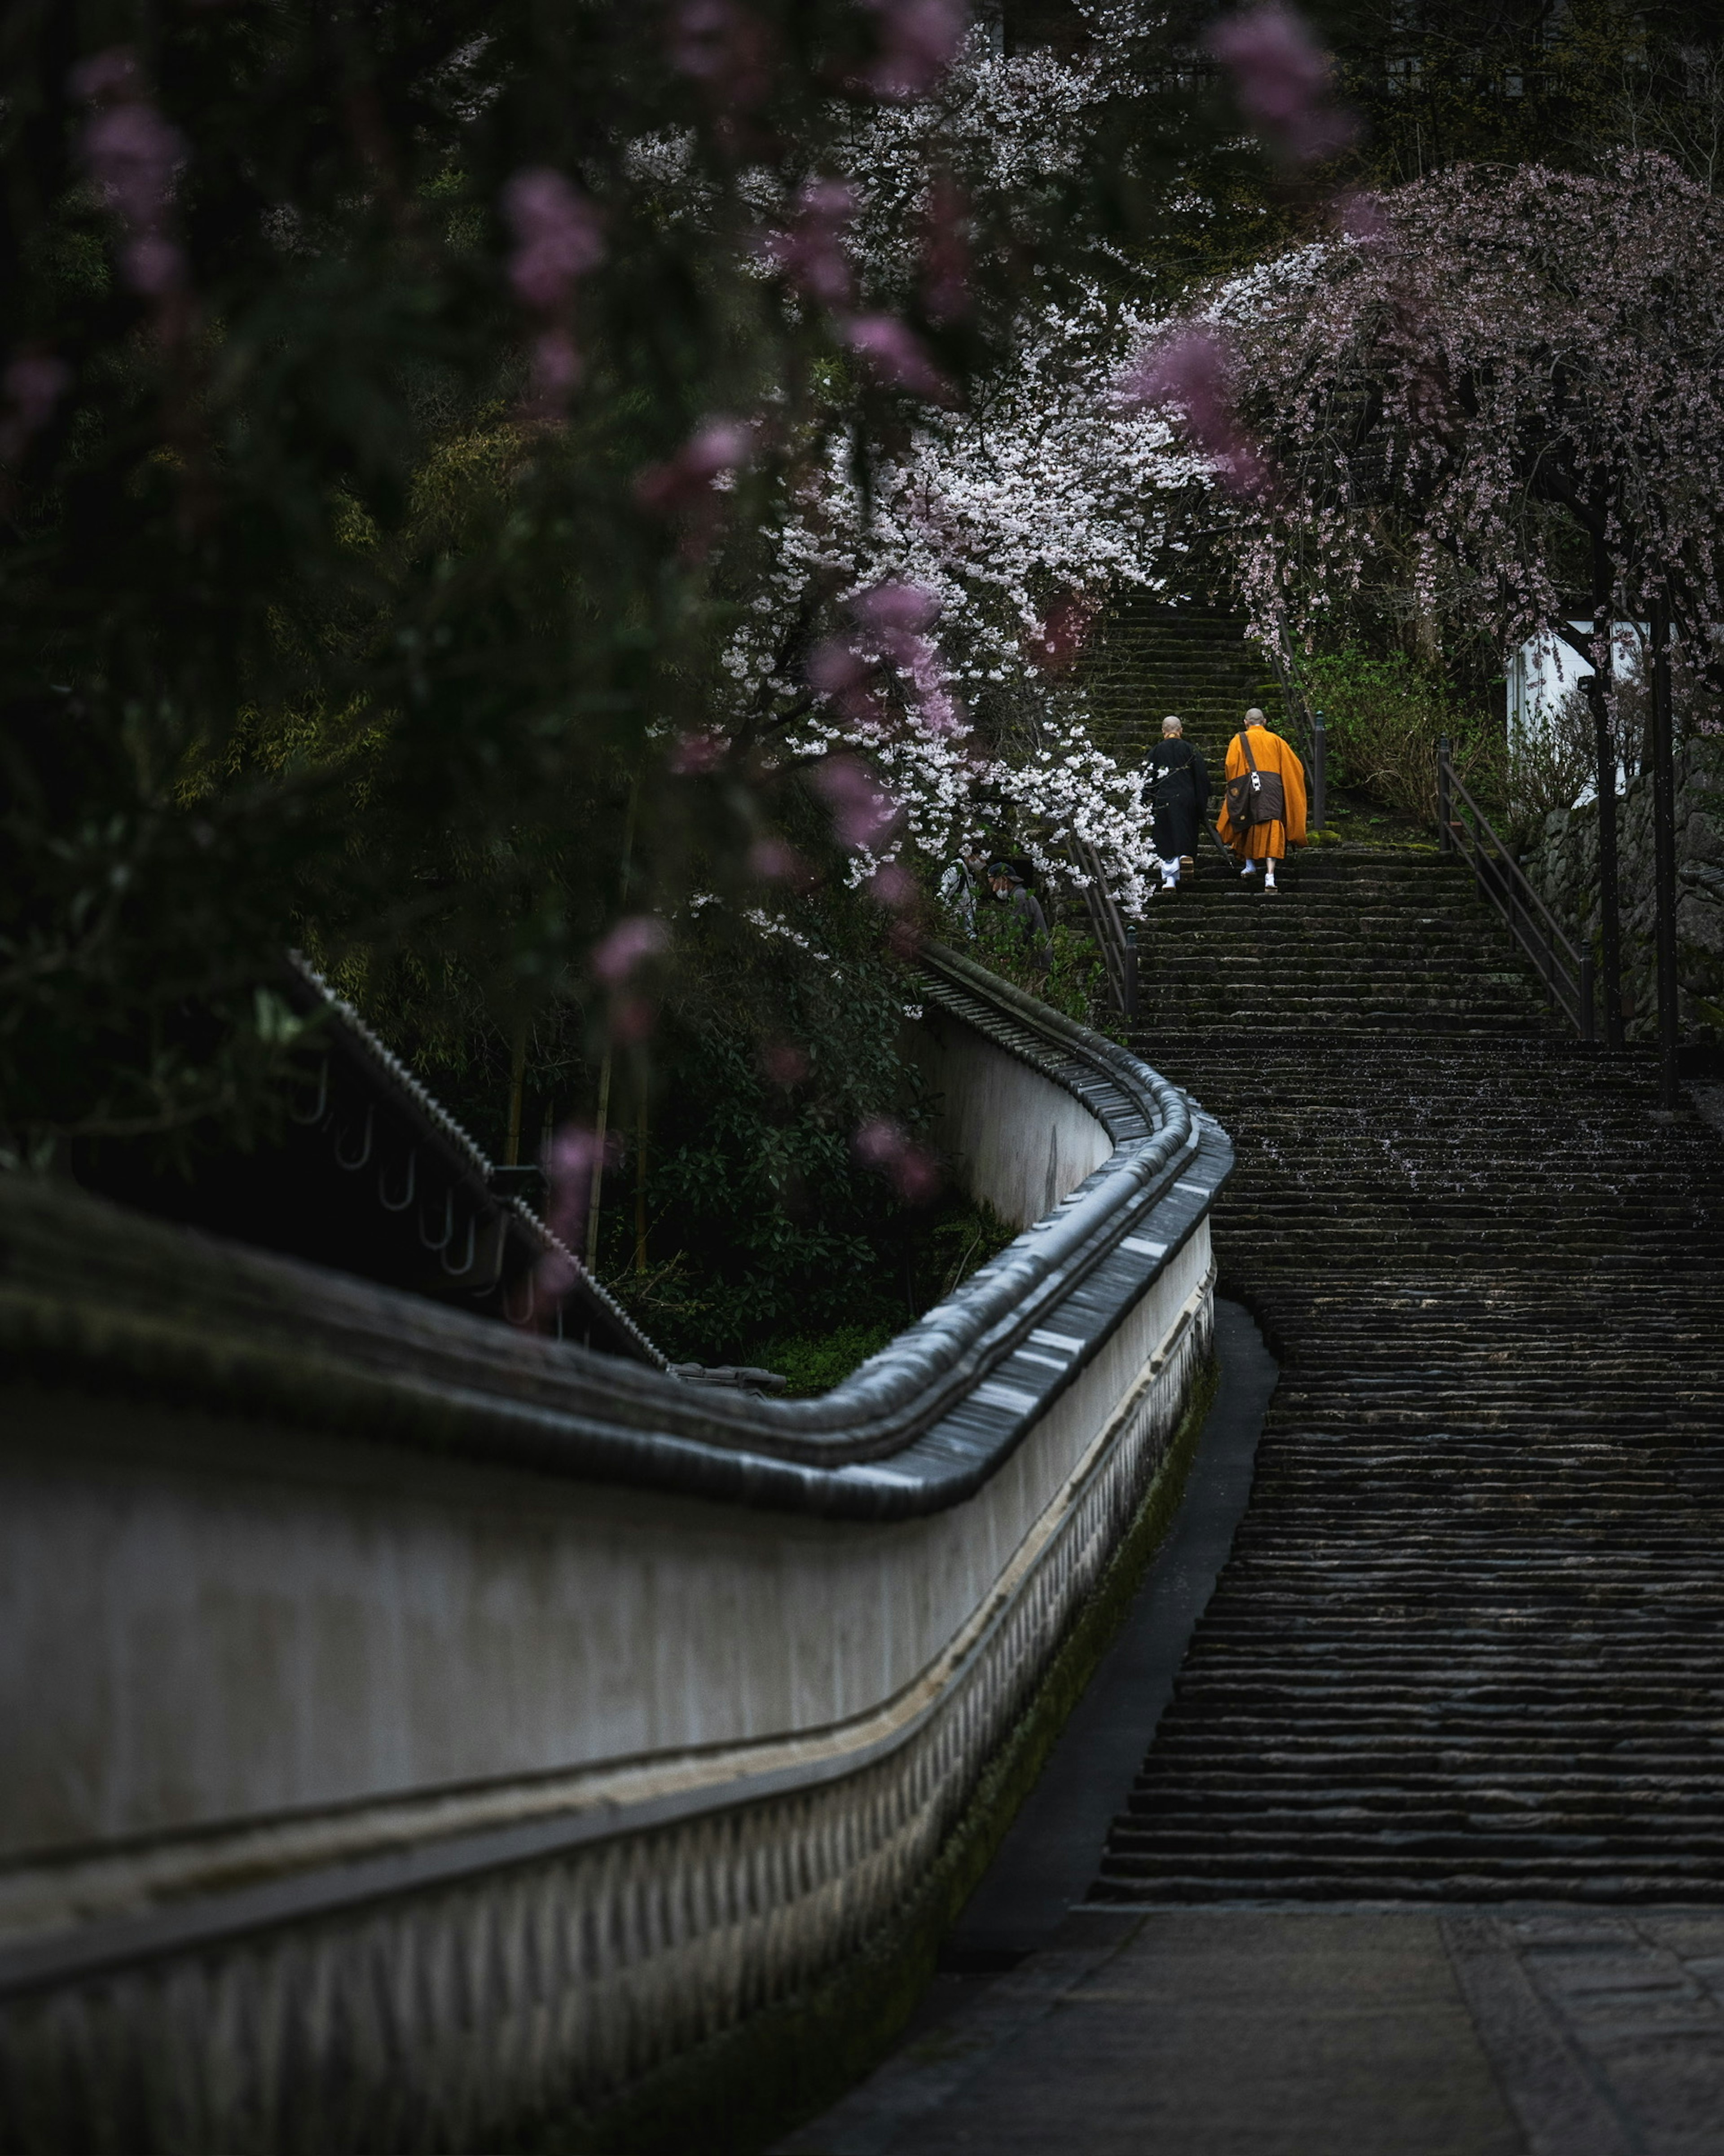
[1240,860,1257,877]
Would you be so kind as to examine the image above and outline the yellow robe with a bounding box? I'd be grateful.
[1217,724,1308,861]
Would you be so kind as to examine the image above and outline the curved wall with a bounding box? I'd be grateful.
[0,949,1231,2153]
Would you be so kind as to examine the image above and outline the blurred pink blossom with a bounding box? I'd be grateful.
[1028,590,1101,674]
[68,48,141,103]
[503,168,605,313]
[856,0,969,100]
[843,312,951,400]
[1126,326,1271,498]
[853,581,939,639]
[921,175,971,324]
[866,861,917,908]
[533,1122,623,1315]
[634,416,751,513]
[591,914,670,986]
[806,635,881,723]
[610,995,657,1046]
[748,836,805,881]
[74,52,190,303]
[123,232,186,296]
[672,729,727,773]
[669,0,776,110]
[529,326,581,406]
[0,354,71,466]
[810,753,902,849]
[82,95,183,232]
[1206,5,1357,163]
[765,179,857,307]
[853,1115,940,1201]
[849,580,963,736]
[1336,188,1391,244]
[762,1040,810,1086]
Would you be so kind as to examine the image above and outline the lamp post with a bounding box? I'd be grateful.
[1582,668,1624,1049]
[1649,598,1680,1110]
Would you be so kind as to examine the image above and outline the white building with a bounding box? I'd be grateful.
[1507,620,1644,806]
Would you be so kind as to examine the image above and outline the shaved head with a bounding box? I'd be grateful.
[1161,714,1183,736]
[1245,707,1267,725]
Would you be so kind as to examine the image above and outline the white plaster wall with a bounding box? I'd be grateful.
[0,1225,1209,1865]
[911,1008,1114,1226]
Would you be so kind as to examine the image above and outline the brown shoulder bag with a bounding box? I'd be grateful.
[1224,729,1286,828]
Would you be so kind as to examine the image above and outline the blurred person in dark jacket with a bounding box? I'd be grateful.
[988,859,1051,982]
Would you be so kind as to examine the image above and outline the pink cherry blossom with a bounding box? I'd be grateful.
[853,581,939,638]
[1203,153,1724,684]
[591,914,670,986]
[1206,5,1356,163]
[1125,326,1271,498]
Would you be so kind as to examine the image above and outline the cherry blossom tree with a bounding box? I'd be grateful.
[1136,153,1724,694]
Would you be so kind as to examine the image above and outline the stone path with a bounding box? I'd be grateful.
[781,1905,1724,2154]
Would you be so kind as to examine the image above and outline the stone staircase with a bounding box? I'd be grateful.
[1094,842,1724,1904]
[1078,599,1284,782]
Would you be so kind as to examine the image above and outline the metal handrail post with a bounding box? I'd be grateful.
[1579,951,1596,1045]
[1437,736,1452,854]
[1311,707,1327,830]
[1650,596,1680,1107]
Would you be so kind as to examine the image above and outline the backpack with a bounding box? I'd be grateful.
[1224,730,1286,828]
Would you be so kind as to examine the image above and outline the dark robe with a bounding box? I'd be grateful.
[1146,738,1210,858]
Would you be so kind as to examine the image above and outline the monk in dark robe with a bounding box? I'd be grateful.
[1217,707,1308,894]
[1144,714,1209,893]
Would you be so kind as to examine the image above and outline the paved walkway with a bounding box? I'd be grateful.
[782,1903,1724,2154]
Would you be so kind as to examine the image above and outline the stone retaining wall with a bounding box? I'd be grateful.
[0,950,1230,2154]
[1523,737,1724,1041]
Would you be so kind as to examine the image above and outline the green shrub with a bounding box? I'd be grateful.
[1306,648,1504,827]
[971,911,1109,1029]
[755,1192,1016,1393]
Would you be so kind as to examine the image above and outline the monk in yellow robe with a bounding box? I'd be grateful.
[1217,707,1308,892]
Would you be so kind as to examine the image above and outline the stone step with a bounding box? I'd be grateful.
[1082,607,1724,1905]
